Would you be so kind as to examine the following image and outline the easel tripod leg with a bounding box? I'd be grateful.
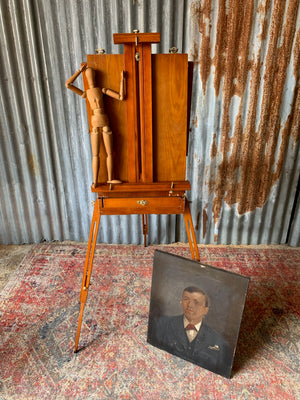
[74,199,101,352]
[142,214,148,247]
[183,199,200,261]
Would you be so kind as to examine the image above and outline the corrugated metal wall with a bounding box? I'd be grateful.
[1,0,299,246]
[187,0,300,245]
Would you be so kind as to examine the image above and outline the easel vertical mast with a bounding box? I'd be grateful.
[113,32,160,183]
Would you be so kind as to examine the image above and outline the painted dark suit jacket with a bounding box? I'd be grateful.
[154,315,232,378]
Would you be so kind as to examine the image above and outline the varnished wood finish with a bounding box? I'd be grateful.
[118,34,157,183]
[187,62,194,155]
[142,214,148,247]
[74,198,101,352]
[152,54,188,181]
[91,182,190,204]
[91,181,191,194]
[113,32,160,44]
[183,199,200,261]
[101,196,185,215]
[123,44,140,182]
[138,42,153,182]
[84,35,190,185]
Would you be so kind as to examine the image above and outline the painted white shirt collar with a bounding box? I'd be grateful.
[184,316,202,342]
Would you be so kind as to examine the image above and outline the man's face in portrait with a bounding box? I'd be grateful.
[182,290,209,325]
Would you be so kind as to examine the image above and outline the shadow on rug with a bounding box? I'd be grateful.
[0,243,299,400]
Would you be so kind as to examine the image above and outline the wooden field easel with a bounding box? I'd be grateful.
[69,32,199,352]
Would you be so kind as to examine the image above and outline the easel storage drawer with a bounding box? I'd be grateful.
[101,197,185,214]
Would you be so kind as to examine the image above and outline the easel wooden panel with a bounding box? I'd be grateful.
[152,54,188,181]
[83,52,190,185]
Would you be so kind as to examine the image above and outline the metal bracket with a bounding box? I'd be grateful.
[96,48,105,54]
[169,47,178,54]
[133,29,139,46]
[169,181,174,195]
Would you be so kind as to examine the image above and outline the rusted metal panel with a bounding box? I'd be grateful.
[0,0,299,246]
[186,0,300,244]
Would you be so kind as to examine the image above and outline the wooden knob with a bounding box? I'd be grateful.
[169,47,178,54]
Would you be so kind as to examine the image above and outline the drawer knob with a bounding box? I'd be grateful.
[137,200,148,206]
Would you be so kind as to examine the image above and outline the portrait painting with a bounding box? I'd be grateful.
[147,250,250,378]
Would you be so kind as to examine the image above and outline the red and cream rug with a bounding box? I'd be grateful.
[0,243,299,399]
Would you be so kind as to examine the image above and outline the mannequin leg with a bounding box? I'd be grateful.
[90,128,101,188]
[102,126,121,184]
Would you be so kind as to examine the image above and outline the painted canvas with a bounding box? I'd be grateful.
[147,250,250,378]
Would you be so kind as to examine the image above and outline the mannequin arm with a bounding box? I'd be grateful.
[102,70,126,100]
[65,63,87,98]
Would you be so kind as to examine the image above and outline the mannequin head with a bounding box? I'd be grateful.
[85,67,96,88]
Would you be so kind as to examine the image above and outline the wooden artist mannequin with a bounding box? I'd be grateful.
[66,64,126,186]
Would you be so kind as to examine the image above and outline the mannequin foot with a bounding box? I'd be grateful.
[107,179,122,184]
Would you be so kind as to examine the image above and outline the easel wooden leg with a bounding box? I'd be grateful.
[74,198,101,352]
[142,214,148,247]
[183,199,200,261]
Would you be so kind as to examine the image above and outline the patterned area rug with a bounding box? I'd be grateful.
[0,243,299,400]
